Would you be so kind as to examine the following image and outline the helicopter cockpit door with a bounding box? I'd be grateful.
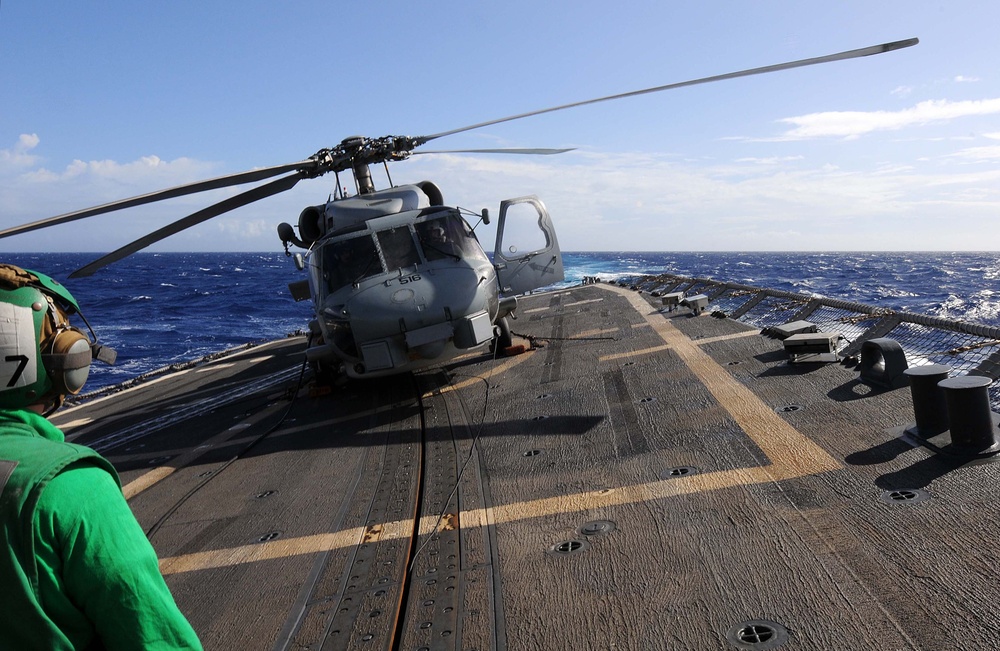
[493,195,564,295]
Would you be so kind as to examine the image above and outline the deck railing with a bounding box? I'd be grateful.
[626,273,1000,408]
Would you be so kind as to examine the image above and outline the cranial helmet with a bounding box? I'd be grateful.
[0,264,115,410]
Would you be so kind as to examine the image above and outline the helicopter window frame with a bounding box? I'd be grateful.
[322,232,384,292]
[415,212,488,264]
[375,225,421,273]
[494,199,553,262]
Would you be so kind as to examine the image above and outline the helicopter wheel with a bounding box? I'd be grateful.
[310,359,344,385]
[491,317,513,354]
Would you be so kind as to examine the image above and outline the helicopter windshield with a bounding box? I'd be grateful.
[415,214,486,263]
[376,226,421,272]
[324,234,381,291]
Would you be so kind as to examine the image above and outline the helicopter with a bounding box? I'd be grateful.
[0,38,917,380]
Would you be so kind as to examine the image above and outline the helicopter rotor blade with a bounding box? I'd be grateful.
[412,147,575,155]
[2,36,917,269]
[69,171,308,278]
[0,159,317,240]
[416,37,918,145]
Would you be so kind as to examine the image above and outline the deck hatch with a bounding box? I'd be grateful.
[774,404,803,413]
[579,520,616,536]
[880,488,930,505]
[550,539,590,555]
[659,466,700,479]
[727,620,789,649]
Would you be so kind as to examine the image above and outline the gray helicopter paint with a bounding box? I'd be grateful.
[297,186,557,378]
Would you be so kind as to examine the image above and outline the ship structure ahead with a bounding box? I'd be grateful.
[54,275,1000,650]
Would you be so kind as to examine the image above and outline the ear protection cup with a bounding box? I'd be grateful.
[0,264,112,409]
[41,328,92,396]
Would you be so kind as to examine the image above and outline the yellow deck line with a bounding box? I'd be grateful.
[573,327,619,339]
[124,467,177,500]
[158,286,840,575]
[159,459,818,575]
[422,350,534,396]
[605,284,840,479]
[122,403,290,499]
[599,344,672,362]
[562,298,604,308]
[694,329,761,346]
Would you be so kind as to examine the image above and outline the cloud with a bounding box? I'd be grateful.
[955,75,981,83]
[947,145,1000,162]
[1,148,225,220]
[0,134,42,172]
[6,139,1000,253]
[215,218,272,239]
[776,98,1000,140]
[398,148,1000,250]
[21,154,219,187]
[733,156,804,165]
[0,144,300,252]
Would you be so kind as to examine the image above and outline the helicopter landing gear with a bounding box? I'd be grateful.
[490,316,514,355]
[308,355,348,389]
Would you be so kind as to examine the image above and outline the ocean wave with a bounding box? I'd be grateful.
[3,250,998,392]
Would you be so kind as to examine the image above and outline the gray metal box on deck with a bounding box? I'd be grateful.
[783,331,842,363]
[661,292,685,309]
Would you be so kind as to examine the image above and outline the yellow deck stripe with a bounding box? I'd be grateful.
[599,344,672,362]
[422,350,534,396]
[694,329,761,345]
[573,327,619,339]
[122,402,291,499]
[605,284,840,479]
[158,286,839,575]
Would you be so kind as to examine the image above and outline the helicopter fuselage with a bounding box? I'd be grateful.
[304,203,501,378]
[285,182,565,379]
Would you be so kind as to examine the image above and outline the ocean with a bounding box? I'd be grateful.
[3,251,998,392]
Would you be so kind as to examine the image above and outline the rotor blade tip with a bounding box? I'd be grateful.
[883,37,919,52]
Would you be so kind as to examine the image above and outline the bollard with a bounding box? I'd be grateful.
[859,338,909,389]
[903,364,951,437]
[938,375,999,453]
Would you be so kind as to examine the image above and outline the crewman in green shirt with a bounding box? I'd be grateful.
[0,264,202,650]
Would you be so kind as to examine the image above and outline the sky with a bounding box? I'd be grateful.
[1,1,999,255]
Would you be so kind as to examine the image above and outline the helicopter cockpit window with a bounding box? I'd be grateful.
[376,226,420,272]
[416,215,486,263]
[325,235,381,291]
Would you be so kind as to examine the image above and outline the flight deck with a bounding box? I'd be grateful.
[53,281,1000,650]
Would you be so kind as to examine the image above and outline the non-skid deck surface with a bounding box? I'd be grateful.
[53,283,1000,650]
